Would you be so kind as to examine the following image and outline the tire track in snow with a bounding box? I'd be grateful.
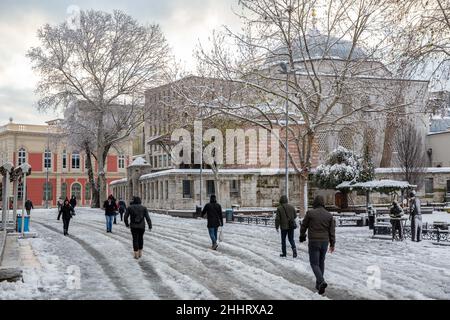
[88,221,323,300]
[85,221,274,299]
[33,220,136,299]
[73,221,217,300]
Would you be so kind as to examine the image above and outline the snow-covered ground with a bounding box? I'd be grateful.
[1,208,449,300]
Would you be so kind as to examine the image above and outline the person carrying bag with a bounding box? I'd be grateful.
[275,195,298,258]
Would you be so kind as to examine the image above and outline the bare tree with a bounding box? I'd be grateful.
[187,0,427,212]
[28,10,170,205]
[393,120,427,186]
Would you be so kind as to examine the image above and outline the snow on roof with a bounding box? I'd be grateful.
[128,157,150,167]
[376,167,450,174]
[110,178,128,186]
[337,179,415,190]
[139,168,298,181]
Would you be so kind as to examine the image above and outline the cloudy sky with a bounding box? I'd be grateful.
[0,0,241,125]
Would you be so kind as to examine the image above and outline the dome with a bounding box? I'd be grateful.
[267,30,368,64]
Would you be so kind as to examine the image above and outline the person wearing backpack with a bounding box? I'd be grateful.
[124,196,152,259]
[275,195,298,258]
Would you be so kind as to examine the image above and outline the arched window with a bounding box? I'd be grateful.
[71,183,82,201]
[43,182,53,201]
[72,152,80,169]
[85,183,92,201]
[61,182,67,199]
[18,148,26,165]
[44,149,52,169]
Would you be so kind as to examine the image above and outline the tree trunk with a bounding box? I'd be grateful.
[84,145,100,208]
[379,116,397,167]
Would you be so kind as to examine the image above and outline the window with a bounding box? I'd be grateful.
[155,181,159,199]
[118,155,125,169]
[160,181,163,200]
[72,152,80,169]
[44,149,52,169]
[18,148,26,165]
[165,181,169,200]
[62,150,67,169]
[183,180,192,198]
[18,183,23,201]
[61,182,67,199]
[207,180,215,197]
[43,182,53,201]
[151,182,154,200]
[85,155,89,169]
[85,183,92,201]
[425,178,434,194]
[159,155,163,168]
[230,180,240,197]
[71,183,82,200]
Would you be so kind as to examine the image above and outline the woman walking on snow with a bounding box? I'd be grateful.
[124,196,152,259]
[201,195,223,250]
[104,194,118,233]
[58,199,75,236]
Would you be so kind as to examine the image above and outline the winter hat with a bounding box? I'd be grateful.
[312,195,325,208]
[210,195,217,203]
[279,195,288,204]
[409,191,416,198]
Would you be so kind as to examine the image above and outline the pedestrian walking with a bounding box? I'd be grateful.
[103,194,117,233]
[409,191,422,242]
[201,195,223,250]
[275,195,298,258]
[299,195,336,295]
[118,199,127,222]
[25,199,33,216]
[57,197,64,216]
[112,195,118,224]
[57,199,75,236]
[389,200,404,241]
[70,195,77,215]
[124,196,152,259]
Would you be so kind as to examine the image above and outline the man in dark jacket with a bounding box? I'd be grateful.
[300,195,336,295]
[389,200,404,241]
[409,191,422,242]
[202,195,223,250]
[25,199,34,216]
[124,196,152,259]
[275,195,297,258]
[58,199,75,236]
[118,199,127,222]
[70,195,77,210]
[103,195,117,233]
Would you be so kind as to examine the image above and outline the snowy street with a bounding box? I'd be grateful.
[1,208,449,300]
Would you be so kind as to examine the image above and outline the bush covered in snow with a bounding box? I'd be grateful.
[313,146,373,189]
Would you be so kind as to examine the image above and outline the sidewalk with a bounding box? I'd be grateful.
[0,233,23,282]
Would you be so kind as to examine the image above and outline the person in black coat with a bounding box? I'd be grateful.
[201,194,223,250]
[118,199,127,222]
[70,195,77,213]
[103,194,117,233]
[58,199,75,236]
[25,199,34,216]
[124,196,152,259]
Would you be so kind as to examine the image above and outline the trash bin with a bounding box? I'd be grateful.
[226,209,234,223]
[195,205,202,218]
[17,215,30,232]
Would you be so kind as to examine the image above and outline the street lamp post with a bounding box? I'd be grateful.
[279,62,291,201]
